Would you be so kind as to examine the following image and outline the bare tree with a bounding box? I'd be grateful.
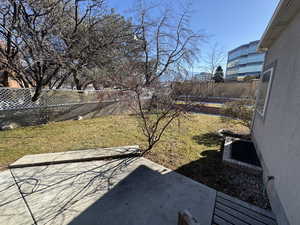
[200,42,226,79]
[0,0,204,156]
[46,2,142,91]
[109,2,205,154]
[0,0,139,99]
[0,0,71,100]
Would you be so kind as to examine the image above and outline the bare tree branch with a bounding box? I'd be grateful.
[200,42,226,78]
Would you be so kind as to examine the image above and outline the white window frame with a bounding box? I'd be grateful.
[256,67,274,117]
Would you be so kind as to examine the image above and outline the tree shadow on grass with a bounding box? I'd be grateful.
[175,149,226,190]
[192,132,222,147]
[185,132,225,187]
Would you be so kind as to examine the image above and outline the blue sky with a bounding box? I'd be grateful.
[107,0,280,72]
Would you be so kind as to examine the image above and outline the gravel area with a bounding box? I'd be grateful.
[175,145,271,209]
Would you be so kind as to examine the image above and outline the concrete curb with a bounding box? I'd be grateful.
[9,146,141,169]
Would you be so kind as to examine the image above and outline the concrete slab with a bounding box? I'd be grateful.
[10,145,139,168]
[0,170,34,225]
[11,157,216,225]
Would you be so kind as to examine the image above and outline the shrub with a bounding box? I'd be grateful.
[221,100,255,128]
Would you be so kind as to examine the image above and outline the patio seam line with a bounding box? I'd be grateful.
[9,168,38,225]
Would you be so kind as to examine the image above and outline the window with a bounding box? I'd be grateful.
[256,67,274,116]
[227,58,240,68]
[226,67,238,75]
[239,64,263,73]
[247,43,258,54]
[239,54,265,64]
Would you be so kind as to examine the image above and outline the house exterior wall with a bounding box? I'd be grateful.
[252,11,300,225]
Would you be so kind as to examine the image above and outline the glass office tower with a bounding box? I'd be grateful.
[226,40,265,80]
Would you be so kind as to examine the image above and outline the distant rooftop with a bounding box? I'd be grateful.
[228,40,260,54]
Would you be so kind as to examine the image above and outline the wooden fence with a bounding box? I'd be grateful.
[173,80,259,99]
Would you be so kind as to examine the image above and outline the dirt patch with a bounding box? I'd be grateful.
[177,104,222,115]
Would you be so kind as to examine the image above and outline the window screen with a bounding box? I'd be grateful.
[256,68,274,116]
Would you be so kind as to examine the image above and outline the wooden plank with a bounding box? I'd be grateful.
[215,203,268,225]
[213,215,234,225]
[214,208,249,225]
[216,197,277,225]
[217,192,276,219]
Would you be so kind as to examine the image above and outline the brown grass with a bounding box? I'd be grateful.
[0,114,271,209]
[0,113,247,168]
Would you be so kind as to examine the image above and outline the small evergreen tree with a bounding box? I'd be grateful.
[212,66,224,83]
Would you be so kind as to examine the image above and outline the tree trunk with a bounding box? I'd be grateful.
[73,72,82,90]
[56,72,71,89]
[31,83,43,102]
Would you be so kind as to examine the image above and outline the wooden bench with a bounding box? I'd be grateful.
[213,192,278,225]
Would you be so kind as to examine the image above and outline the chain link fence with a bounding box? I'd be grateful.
[0,88,142,111]
[0,88,152,128]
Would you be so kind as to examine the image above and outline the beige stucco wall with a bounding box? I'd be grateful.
[252,11,300,225]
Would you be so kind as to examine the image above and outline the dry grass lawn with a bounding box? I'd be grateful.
[0,114,271,208]
[0,113,246,168]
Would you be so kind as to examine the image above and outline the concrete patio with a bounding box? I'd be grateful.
[0,146,277,225]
